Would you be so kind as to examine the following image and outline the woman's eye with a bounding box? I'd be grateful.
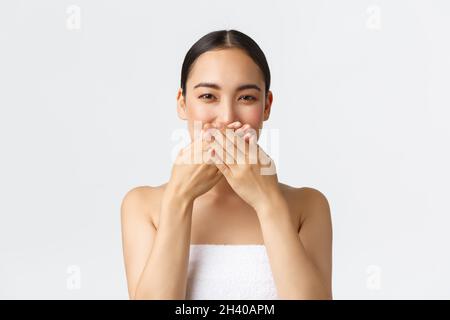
[199,94,215,100]
[239,95,256,102]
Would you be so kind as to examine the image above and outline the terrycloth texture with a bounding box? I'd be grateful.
[186,244,278,300]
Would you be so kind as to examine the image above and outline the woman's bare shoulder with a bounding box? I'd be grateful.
[279,182,328,203]
[278,183,330,229]
[120,183,168,227]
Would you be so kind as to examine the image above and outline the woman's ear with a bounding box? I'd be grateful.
[263,90,273,121]
[176,88,188,120]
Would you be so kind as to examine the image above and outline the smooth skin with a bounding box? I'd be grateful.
[121,48,333,299]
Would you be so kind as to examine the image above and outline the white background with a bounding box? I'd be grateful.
[0,0,449,299]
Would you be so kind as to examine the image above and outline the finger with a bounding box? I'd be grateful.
[218,126,254,164]
[236,125,258,164]
[201,123,213,139]
[203,122,213,131]
[210,129,238,165]
[248,132,258,151]
[203,147,216,165]
[186,130,214,164]
[235,123,251,137]
[238,125,258,148]
[215,126,246,159]
[201,122,218,145]
[195,130,213,151]
[210,124,256,165]
[211,145,232,178]
[236,124,257,143]
[200,122,216,141]
[224,128,248,165]
[202,128,213,142]
[226,121,242,129]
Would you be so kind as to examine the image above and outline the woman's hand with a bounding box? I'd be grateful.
[206,122,282,213]
[165,123,223,203]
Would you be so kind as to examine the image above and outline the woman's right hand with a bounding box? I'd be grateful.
[164,123,223,203]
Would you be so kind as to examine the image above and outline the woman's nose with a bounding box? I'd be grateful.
[216,102,237,128]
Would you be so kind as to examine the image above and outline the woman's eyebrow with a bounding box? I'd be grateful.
[236,84,261,92]
[193,82,220,90]
[193,82,261,92]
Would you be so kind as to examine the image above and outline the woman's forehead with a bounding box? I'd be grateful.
[187,48,265,89]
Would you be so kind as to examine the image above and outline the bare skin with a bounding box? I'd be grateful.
[121,182,331,299]
[135,182,304,245]
[120,47,333,300]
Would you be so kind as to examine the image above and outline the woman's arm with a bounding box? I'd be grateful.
[256,187,333,300]
[121,186,194,299]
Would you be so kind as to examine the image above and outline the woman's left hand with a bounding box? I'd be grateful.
[204,121,282,213]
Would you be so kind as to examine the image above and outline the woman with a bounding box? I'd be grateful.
[120,30,333,300]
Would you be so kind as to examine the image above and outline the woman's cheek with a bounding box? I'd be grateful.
[186,104,216,140]
[193,107,215,120]
[241,107,264,129]
[187,101,215,121]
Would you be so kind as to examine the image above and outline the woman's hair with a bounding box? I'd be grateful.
[180,29,271,98]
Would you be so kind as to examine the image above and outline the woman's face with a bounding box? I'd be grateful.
[177,48,273,141]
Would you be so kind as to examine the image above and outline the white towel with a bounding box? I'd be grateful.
[186,244,278,300]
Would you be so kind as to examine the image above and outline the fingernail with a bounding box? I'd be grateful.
[203,130,211,140]
[227,121,241,128]
[236,125,249,136]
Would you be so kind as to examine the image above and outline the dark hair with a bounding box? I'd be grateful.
[180,29,271,97]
